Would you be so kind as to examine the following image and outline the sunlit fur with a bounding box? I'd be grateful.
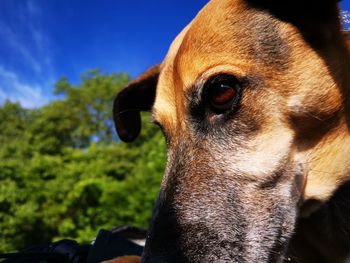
[114,0,350,262]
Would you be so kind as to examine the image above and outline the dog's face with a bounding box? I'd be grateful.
[114,0,350,262]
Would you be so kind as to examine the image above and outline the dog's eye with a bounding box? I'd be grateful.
[204,74,241,113]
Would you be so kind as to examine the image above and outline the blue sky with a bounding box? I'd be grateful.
[0,0,349,108]
[0,0,207,108]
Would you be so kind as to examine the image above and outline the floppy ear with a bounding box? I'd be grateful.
[113,65,160,142]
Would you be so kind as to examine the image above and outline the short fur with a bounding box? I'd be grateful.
[113,0,350,262]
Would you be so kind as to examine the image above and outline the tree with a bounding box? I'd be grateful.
[54,70,130,145]
[0,70,166,252]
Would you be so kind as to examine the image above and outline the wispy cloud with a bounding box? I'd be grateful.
[0,23,43,74]
[342,10,350,30]
[0,0,55,108]
[0,66,49,108]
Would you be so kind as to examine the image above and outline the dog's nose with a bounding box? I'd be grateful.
[141,201,187,263]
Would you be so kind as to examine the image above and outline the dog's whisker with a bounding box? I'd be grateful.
[114,108,144,117]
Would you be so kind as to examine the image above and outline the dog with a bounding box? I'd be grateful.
[113,0,350,262]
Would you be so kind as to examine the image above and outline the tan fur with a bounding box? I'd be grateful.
[114,0,350,261]
[102,255,141,263]
[153,0,350,205]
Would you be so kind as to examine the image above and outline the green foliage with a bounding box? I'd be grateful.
[0,71,166,252]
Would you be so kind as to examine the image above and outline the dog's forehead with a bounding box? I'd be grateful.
[153,0,290,129]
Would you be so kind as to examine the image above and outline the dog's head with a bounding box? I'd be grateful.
[114,0,350,262]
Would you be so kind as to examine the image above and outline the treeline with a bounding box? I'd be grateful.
[0,70,166,252]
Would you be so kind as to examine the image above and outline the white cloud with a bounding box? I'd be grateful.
[341,10,350,30]
[0,1,56,108]
[0,88,7,101]
[0,66,50,108]
[26,0,41,17]
[0,2,54,72]
[0,21,44,74]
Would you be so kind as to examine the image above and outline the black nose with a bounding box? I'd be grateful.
[141,202,188,263]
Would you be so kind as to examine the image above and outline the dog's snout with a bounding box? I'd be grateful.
[142,200,186,263]
[140,147,300,263]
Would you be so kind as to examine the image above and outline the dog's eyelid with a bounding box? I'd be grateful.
[194,65,247,84]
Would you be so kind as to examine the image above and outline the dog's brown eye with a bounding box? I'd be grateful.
[205,74,241,113]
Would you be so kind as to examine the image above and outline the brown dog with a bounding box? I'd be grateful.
[113,0,350,262]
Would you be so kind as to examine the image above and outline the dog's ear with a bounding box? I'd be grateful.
[113,65,160,142]
[246,0,340,18]
[246,0,342,47]
[245,0,341,24]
